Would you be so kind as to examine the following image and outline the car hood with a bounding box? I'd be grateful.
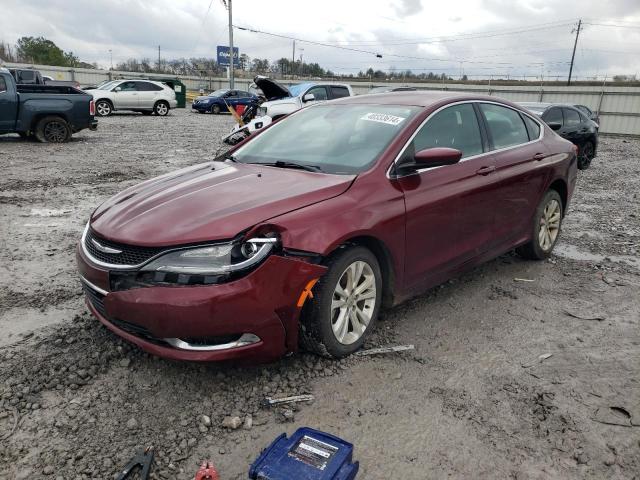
[90,162,355,247]
[253,75,290,101]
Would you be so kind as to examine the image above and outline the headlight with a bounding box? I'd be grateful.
[140,237,278,275]
[257,106,267,117]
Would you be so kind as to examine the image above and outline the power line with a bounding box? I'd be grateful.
[583,22,640,30]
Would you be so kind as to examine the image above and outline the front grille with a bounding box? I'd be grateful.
[85,229,166,266]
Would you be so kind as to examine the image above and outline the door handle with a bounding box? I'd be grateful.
[533,153,546,161]
[476,165,496,176]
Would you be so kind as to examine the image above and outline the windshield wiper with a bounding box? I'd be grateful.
[251,161,323,173]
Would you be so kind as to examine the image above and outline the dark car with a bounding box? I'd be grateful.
[519,102,598,169]
[0,68,97,142]
[192,89,258,114]
[77,92,577,363]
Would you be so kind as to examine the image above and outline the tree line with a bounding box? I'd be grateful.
[0,36,95,68]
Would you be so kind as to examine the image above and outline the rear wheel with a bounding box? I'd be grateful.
[34,116,71,143]
[153,101,169,116]
[300,246,382,358]
[516,190,563,260]
[578,140,594,170]
[95,100,112,117]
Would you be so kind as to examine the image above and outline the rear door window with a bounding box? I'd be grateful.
[479,103,529,149]
[562,108,581,126]
[521,114,541,141]
[136,82,163,91]
[330,86,350,99]
[411,103,484,159]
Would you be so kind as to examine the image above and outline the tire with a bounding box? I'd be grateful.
[210,104,221,114]
[95,100,112,117]
[300,246,382,358]
[516,190,563,260]
[153,101,169,116]
[34,116,71,143]
[577,140,594,170]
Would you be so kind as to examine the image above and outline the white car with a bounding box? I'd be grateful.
[86,79,177,117]
[255,77,353,120]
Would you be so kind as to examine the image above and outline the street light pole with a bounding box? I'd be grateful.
[228,0,235,89]
[108,49,112,70]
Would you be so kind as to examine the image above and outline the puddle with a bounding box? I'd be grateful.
[554,243,639,267]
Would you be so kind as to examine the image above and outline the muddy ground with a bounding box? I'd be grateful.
[0,109,638,479]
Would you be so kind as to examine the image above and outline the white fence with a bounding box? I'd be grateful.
[4,62,640,136]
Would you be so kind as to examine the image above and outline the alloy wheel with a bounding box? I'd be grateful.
[330,260,377,345]
[156,103,168,115]
[43,121,68,142]
[96,102,111,116]
[538,199,561,251]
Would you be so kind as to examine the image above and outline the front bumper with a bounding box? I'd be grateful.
[191,102,211,112]
[76,245,326,362]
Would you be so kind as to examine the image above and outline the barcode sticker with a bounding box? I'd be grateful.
[360,112,406,126]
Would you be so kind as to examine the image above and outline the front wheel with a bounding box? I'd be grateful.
[153,101,169,116]
[34,116,71,143]
[210,104,221,114]
[300,246,382,358]
[516,190,563,260]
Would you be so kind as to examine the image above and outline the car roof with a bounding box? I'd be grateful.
[332,91,518,108]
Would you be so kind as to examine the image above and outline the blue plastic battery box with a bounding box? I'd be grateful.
[249,427,359,480]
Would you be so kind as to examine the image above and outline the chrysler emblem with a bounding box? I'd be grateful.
[91,238,122,254]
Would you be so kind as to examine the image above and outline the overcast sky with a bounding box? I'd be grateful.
[2,0,640,79]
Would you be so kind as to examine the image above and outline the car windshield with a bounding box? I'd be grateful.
[288,83,313,96]
[97,81,118,90]
[208,89,228,97]
[233,104,421,175]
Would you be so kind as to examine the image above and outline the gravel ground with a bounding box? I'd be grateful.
[0,109,639,479]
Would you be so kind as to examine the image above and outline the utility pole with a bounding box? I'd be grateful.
[292,40,295,76]
[228,0,234,88]
[109,49,113,70]
[567,19,581,86]
[158,45,161,72]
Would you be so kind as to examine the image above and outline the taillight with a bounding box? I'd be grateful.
[90,100,95,116]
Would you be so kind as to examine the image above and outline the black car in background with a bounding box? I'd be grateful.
[519,102,598,170]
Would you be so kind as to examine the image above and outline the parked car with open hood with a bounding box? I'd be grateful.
[191,88,258,114]
[85,79,177,117]
[519,102,598,169]
[255,77,353,120]
[78,92,577,363]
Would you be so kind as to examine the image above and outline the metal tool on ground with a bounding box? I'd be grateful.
[262,394,315,407]
[249,427,359,480]
[115,446,154,480]
[194,461,220,480]
[354,344,415,356]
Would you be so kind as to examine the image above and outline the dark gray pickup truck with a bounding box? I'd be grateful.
[0,67,97,143]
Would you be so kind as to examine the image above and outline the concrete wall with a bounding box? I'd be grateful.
[5,62,639,136]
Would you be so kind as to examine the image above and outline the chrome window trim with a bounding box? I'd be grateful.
[387,99,545,179]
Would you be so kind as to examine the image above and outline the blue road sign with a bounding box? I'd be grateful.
[217,46,239,66]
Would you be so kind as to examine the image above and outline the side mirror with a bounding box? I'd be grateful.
[414,147,462,167]
[547,121,561,131]
[302,93,315,102]
[114,86,122,92]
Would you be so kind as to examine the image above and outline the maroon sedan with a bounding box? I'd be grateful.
[77,92,578,362]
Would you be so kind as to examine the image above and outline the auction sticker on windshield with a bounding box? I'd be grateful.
[360,112,406,126]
